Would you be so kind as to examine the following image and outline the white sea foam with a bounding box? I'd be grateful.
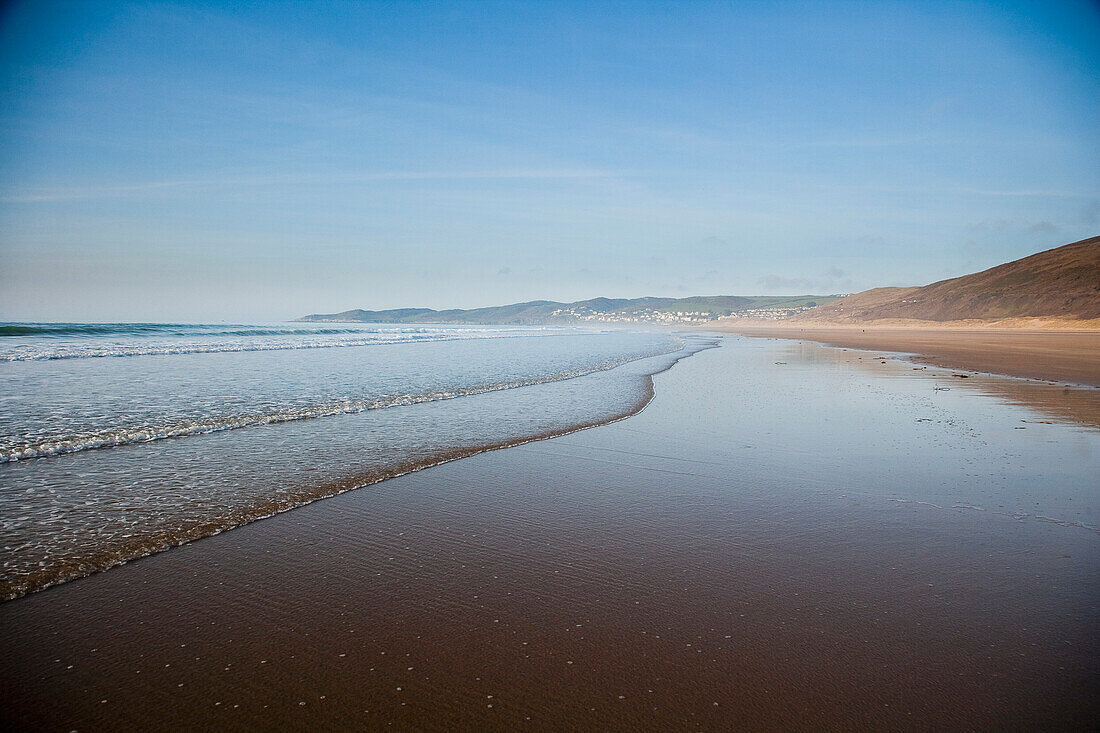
[0,324,695,601]
[0,354,643,463]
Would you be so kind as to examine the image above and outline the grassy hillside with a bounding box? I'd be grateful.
[798,236,1100,323]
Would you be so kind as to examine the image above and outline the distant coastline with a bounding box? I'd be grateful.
[297,294,840,326]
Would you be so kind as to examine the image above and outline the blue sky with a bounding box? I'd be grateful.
[1,0,1097,321]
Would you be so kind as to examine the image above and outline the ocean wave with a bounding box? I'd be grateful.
[0,322,555,338]
[0,337,712,601]
[0,330,566,361]
[0,322,422,337]
[0,353,651,463]
[1,323,195,337]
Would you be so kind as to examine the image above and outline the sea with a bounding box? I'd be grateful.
[0,321,715,600]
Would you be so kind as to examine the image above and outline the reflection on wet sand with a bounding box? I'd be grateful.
[717,326,1100,387]
[779,338,1100,431]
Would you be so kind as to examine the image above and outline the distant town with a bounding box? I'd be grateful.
[550,304,826,325]
[550,306,713,324]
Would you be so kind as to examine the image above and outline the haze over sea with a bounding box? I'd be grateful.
[0,322,711,599]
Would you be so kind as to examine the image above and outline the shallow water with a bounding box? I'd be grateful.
[0,323,704,599]
[1,334,1097,730]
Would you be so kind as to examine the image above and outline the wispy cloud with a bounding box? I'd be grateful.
[0,168,620,203]
[1,180,201,203]
[798,135,930,148]
[958,187,1098,198]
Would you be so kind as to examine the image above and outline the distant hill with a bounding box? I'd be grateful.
[797,236,1100,323]
[299,294,839,325]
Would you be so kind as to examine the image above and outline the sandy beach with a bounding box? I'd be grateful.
[708,324,1100,387]
[2,335,1097,731]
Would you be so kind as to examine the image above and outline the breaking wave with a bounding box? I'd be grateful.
[0,323,564,361]
[1,354,648,463]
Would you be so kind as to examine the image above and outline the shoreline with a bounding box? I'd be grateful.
[703,323,1100,387]
[1,338,716,602]
[2,336,1097,730]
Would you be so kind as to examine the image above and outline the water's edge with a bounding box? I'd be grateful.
[2,347,671,464]
[2,338,718,602]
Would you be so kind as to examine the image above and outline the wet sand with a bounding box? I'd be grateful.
[2,337,1098,731]
[710,324,1100,386]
